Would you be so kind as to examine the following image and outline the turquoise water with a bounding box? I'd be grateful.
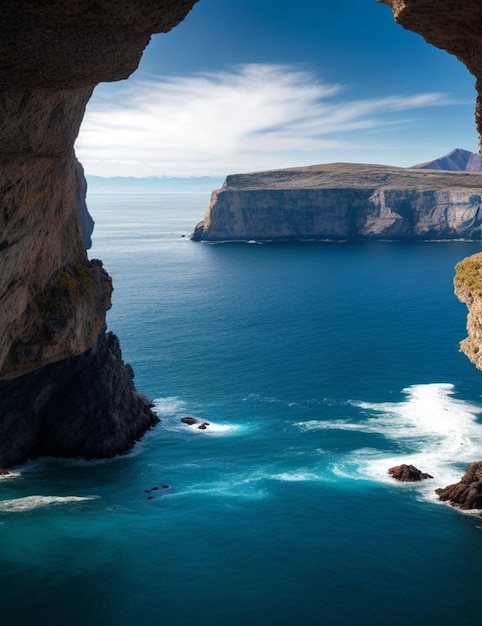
[2,193,482,625]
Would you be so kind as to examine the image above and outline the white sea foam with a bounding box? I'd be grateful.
[0,495,100,513]
[152,396,188,416]
[173,477,268,500]
[0,471,22,480]
[270,470,320,482]
[160,416,244,436]
[153,397,247,436]
[296,383,482,502]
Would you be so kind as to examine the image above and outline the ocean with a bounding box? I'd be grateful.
[2,192,482,625]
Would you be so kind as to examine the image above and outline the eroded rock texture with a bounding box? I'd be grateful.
[453,253,482,370]
[435,462,482,510]
[0,332,158,468]
[378,0,482,151]
[0,1,197,465]
[388,464,433,481]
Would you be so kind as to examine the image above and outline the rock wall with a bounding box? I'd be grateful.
[192,164,482,241]
[0,1,197,466]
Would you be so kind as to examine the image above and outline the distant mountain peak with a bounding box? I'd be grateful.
[412,148,482,171]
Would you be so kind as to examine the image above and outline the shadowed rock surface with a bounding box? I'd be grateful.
[435,462,482,510]
[192,163,482,242]
[388,464,433,482]
[0,1,196,466]
[0,332,158,467]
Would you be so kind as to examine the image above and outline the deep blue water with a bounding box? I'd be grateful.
[2,193,482,625]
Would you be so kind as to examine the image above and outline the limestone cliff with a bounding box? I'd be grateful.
[0,1,197,466]
[192,163,482,242]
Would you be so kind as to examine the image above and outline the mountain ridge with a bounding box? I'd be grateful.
[412,148,482,172]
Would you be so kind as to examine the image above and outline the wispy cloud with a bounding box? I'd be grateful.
[76,63,465,177]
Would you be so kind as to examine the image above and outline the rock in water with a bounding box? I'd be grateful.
[181,417,200,425]
[435,462,482,510]
[388,464,433,482]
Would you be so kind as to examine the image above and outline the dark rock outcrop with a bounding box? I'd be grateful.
[435,462,482,510]
[0,1,197,465]
[181,417,200,426]
[388,464,433,482]
[192,163,482,242]
[0,331,158,468]
[181,417,210,429]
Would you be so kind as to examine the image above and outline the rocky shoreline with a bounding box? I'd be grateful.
[388,462,482,513]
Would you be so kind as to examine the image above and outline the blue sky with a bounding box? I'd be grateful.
[76,0,478,177]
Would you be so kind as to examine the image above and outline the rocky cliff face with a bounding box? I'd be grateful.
[192,164,482,242]
[0,1,197,466]
[453,253,482,370]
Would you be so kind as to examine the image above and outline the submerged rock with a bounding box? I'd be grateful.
[435,462,482,510]
[388,464,433,482]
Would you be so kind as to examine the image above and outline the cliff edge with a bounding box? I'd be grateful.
[0,1,197,466]
[192,163,482,242]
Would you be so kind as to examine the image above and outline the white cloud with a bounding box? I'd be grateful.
[75,63,466,177]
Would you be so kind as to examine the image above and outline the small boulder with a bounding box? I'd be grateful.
[181,417,199,426]
[388,464,433,482]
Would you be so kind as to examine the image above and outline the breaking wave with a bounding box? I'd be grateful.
[0,495,100,513]
[295,383,482,501]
